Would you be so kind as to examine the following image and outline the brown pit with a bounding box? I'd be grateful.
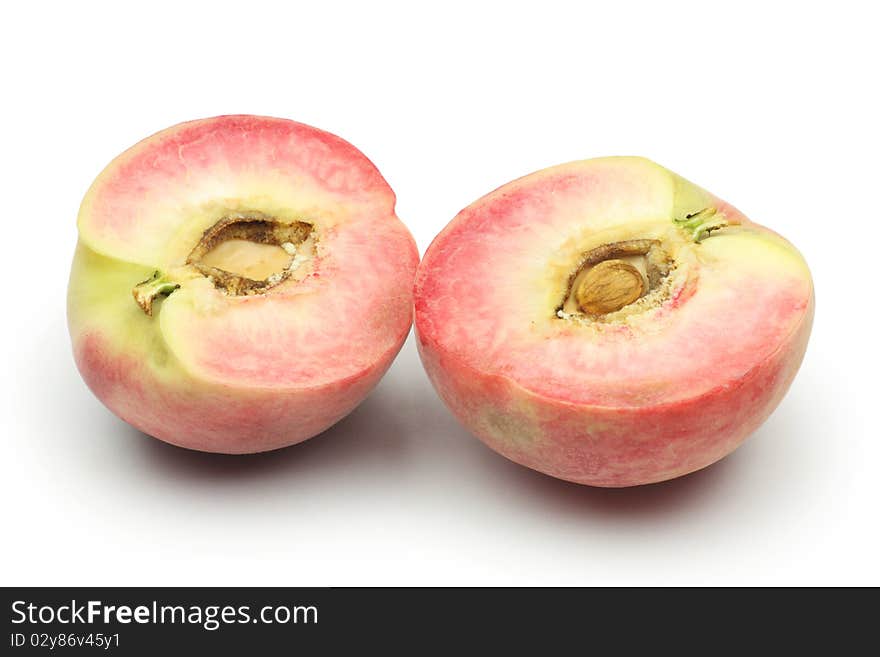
[558,239,671,319]
[575,259,646,315]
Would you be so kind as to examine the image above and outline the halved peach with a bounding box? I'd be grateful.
[69,115,418,453]
[414,157,813,487]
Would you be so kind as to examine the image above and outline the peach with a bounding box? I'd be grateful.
[414,157,813,487]
[68,115,418,453]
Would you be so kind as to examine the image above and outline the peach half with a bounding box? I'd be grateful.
[68,116,418,453]
[415,157,813,487]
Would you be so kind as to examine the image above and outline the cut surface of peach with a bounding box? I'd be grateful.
[69,115,418,453]
[414,157,813,487]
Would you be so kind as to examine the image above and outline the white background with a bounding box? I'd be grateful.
[2,1,877,586]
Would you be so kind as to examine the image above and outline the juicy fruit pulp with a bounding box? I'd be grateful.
[69,115,419,453]
[414,157,813,487]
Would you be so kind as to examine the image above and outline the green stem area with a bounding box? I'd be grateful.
[674,207,735,242]
[132,271,179,316]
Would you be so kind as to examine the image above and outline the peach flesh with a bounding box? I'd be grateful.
[68,115,419,453]
[414,157,813,487]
